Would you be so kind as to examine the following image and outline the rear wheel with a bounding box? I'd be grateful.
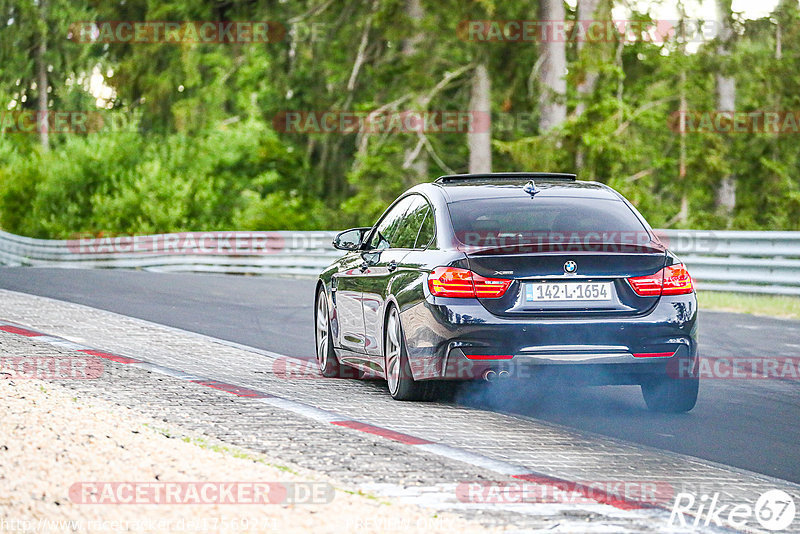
[384,306,437,401]
[641,374,699,413]
[315,287,342,378]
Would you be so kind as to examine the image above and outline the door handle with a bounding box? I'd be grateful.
[387,260,398,272]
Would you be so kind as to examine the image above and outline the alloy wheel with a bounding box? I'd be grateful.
[315,291,329,370]
[385,308,402,395]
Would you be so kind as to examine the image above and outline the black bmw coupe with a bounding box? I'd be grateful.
[315,173,699,412]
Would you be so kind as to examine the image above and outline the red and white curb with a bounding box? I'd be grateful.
[0,318,698,527]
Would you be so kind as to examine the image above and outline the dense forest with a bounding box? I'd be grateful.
[1,0,799,239]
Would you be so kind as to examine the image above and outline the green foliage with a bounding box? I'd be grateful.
[0,119,314,237]
[1,1,799,237]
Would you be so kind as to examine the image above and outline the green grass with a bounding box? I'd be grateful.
[698,291,800,320]
[144,424,297,472]
[141,423,389,503]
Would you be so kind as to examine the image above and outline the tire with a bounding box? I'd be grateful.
[641,374,699,413]
[384,305,438,401]
[315,286,343,378]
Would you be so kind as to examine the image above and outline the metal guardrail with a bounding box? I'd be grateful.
[657,230,800,296]
[1,228,799,295]
[0,230,341,277]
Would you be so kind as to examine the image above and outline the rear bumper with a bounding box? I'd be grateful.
[401,293,698,384]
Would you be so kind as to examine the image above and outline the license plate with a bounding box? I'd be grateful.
[526,282,613,302]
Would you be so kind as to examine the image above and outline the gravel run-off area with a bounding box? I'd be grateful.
[0,373,497,534]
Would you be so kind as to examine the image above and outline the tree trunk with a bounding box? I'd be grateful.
[402,0,428,180]
[401,0,424,56]
[678,70,689,224]
[574,0,601,118]
[574,0,603,170]
[36,0,49,151]
[468,62,491,173]
[715,0,736,214]
[538,0,567,132]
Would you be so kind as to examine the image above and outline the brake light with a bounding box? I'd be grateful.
[428,267,511,298]
[427,267,474,297]
[473,273,513,298]
[662,264,694,294]
[627,272,662,296]
[628,263,694,296]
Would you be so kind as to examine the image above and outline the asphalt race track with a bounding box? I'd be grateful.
[2,267,800,484]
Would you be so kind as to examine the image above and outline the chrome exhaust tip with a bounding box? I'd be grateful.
[498,370,510,379]
[482,370,497,382]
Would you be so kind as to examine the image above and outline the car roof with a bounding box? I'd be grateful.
[428,177,622,203]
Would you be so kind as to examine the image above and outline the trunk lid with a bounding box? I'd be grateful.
[465,243,667,317]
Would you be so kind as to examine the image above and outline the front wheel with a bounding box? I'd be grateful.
[641,375,699,413]
[315,287,342,377]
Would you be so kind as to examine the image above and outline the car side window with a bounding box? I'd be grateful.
[414,206,435,249]
[391,196,429,249]
[368,196,415,250]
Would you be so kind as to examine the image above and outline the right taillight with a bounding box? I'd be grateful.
[427,267,511,298]
[628,263,694,296]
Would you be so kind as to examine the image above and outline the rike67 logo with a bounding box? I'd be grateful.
[670,489,796,531]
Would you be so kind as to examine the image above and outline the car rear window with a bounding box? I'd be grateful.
[448,196,651,248]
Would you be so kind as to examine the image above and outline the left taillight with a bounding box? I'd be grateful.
[427,267,511,299]
[628,263,694,297]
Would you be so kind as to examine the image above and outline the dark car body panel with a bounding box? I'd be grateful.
[317,178,698,384]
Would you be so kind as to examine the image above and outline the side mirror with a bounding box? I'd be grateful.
[332,227,370,251]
